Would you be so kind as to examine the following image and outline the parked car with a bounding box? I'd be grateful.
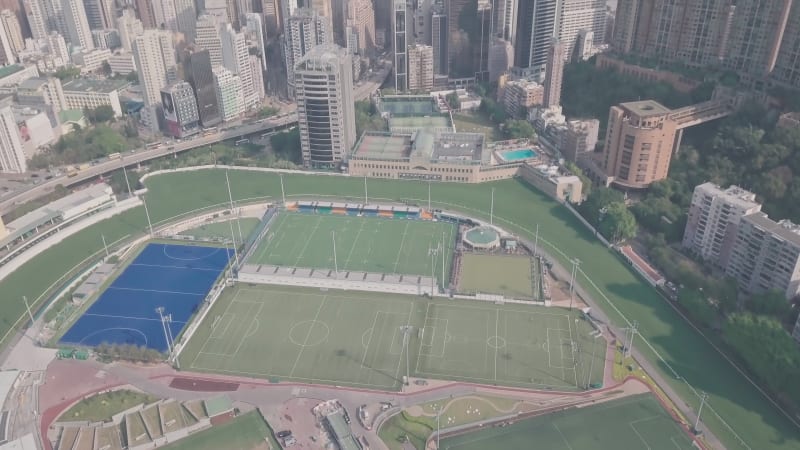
[276,430,292,439]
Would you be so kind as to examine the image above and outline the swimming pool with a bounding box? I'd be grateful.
[498,148,538,162]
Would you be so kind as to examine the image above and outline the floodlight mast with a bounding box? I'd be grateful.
[332,231,339,275]
[226,170,244,244]
[490,187,494,225]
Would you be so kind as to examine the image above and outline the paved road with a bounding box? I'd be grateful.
[0,113,297,215]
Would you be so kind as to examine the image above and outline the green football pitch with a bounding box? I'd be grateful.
[246,212,457,284]
[179,285,607,391]
[457,254,535,299]
[439,393,695,450]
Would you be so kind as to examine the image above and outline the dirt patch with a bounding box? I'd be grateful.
[169,377,239,392]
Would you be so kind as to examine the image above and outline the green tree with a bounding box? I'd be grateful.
[258,106,279,118]
[598,201,636,243]
[745,290,793,321]
[564,161,591,197]
[270,128,301,163]
[503,119,536,139]
[85,105,115,123]
[677,289,717,328]
[107,168,141,195]
[100,61,111,76]
[53,66,81,81]
[446,92,460,110]
[354,100,387,136]
[126,71,139,83]
[577,187,624,226]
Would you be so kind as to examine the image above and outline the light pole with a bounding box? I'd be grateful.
[401,325,412,386]
[569,258,581,310]
[436,404,443,449]
[694,392,708,432]
[23,296,34,325]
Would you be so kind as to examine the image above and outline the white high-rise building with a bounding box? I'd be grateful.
[152,0,177,31]
[196,14,223,69]
[25,0,49,40]
[249,54,265,100]
[295,44,355,168]
[220,23,258,109]
[557,0,606,60]
[133,30,176,128]
[83,0,115,30]
[0,105,26,173]
[213,67,244,121]
[0,10,24,55]
[245,13,266,71]
[63,0,94,50]
[46,32,70,62]
[407,44,433,92]
[0,13,16,65]
[347,0,375,56]
[116,9,144,52]
[286,8,331,98]
[174,0,196,40]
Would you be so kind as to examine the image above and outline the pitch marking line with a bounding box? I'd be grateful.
[392,301,415,386]
[291,215,323,267]
[360,311,381,369]
[342,219,367,271]
[83,313,187,324]
[190,289,246,369]
[553,423,575,450]
[130,263,222,272]
[231,302,263,358]
[209,313,234,339]
[107,286,205,296]
[628,415,662,450]
[494,309,499,381]
[288,294,328,377]
[392,221,411,272]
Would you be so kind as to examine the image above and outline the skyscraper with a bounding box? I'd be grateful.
[514,0,558,76]
[151,0,177,31]
[83,0,115,30]
[347,0,375,57]
[117,9,144,52]
[392,0,408,91]
[408,44,434,92]
[63,0,94,50]
[133,30,176,129]
[725,0,792,80]
[221,23,258,109]
[295,44,355,168]
[0,11,16,64]
[213,67,244,121]
[0,10,23,56]
[543,39,564,107]
[161,81,200,138]
[134,0,157,29]
[195,14,224,69]
[286,8,331,98]
[557,0,606,59]
[183,47,221,127]
[774,1,800,88]
[24,0,48,40]
[245,13,267,70]
[174,0,196,40]
[0,105,26,173]
[431,5,448,75]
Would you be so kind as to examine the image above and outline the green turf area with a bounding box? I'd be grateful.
[179,218,260,240]
[1,168,798,449]
[452,113,502,141]
[439,394,694,450]
[160,410,271,450]
[457,254,534,299]
[60,390,159,422]
[247,212,456,282]
[179,285,605,391]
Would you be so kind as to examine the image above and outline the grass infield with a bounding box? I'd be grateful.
[457,254,534,299]
[247,212,456,284]
[160,410,271,450]
[179,285,606,391]
[439,393,694,450]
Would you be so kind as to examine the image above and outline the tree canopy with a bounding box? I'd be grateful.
[503,119,536,139]
[84,105,115,124]
[30,125,135,168]
[354,100,387,136]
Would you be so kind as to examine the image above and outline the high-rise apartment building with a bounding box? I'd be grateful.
[682,183,762,268]
[514,0,559,76]
[63,0,94,50]
[0,11,15,64]
[600,100,678,189]
[286,8,331,98]
[392,0,408,91]
[726,213,800,299]
[196,14,224,69]
[0,105,26,173]
[725,0,792,80]
[183,48,221,127]
[557,0,605,60]
[347,0,375,57]
[474,0,492,81]
[221,24,258,109]
[117,9,144,52]
[261,0,280,37]
[245,13,266,70]
[493,0,516,41]
[83,0,115,30]
[151,0,176,31]
[295,44,355,168]
[408,44,434,92]
[0,10,23,55]
[213,67,244,121]
[161,81,200,138]
[249,54,266,100]
[543,38,564,107]
[133,30,176,129]
[774,1,800,88]
[24,0,48,40]
[431,5,448,76]
[174,0,196,40]
[134,0,156,29]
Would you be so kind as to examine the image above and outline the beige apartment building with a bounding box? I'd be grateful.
[407,44,434,92]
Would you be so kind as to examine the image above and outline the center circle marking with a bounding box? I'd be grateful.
[289,320,330,347]
[487,336,507,349]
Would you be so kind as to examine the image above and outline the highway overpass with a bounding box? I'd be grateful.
[0,113,298,214]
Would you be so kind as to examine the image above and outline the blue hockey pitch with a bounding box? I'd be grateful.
[60,243,232,352]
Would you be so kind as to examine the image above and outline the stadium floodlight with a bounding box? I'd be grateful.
[142,196,154,237]
[364,176,369,204]
[569,258,581,310]
[22,296,34,325]
[400,325,412,386]
[490,188,495,225]
[156,307,170,354]
[694,391,708,432]
[122,165,132,196]
[428,181,431,211]
[101,234,109,257]
[279,173,286,204]
[534,224,539,256]
[332,230,339,276]
[225,170,244,244]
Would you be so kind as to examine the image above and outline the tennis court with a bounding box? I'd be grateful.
[179,285,606,391]
[247,213,456,283]
[440,393,695,450]
[60,243,232,352]
[456,254,535,299]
